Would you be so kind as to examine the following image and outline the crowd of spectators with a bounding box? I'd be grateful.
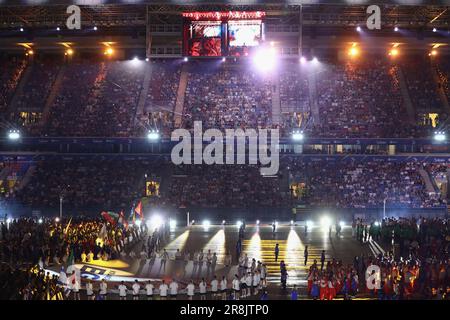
[168,164,285,208]
[15,159,158,210]
[287,159,444,208]
[182,64,273,130]
[0,56,27,115]
[45,60,144,137]
[402,57,444,111]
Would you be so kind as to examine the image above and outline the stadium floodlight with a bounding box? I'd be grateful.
[55,217,60,223]
[104,47,114,56]
[56,27,60,31]
[38,218,43,224]
[256,219,260,225]
[389,48,399,57]
[93,26,98,31]
[149,215,164,229]
[394,26,399,32]
[66,49,74,56]
[429,50,438,57]
[183,57,188,62]
[292,130,304,141]
[236,220,242,228]
[147,130,160,141]
[145,58,149,62]
[202,220,211,228]
[306,220,314,228]
[169,219,177,229]
[8,130,21,140]
[433,28,437,32]
[348,46,359,57]
[19,27,24,32]
[252,47,277,72]
[222,220,226,225]
[356,26,362,32]
[320,216,331,228]
[434,131,446,142]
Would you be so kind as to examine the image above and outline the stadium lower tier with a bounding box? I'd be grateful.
[1,156,449,217]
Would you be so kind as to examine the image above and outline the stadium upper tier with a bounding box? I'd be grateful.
[1,54,449,139]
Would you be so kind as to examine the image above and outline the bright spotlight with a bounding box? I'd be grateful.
[292,130,304,141]
[275,221,279,227]
[222,220,226,225]
[356,26,361,32]
[434,131,446,142]
[135,219,142,227]
[300,56,306,64]
[6,218,12,224]
[8,130,21,140]
[374,221,380,227]
[56,27,60,31]
[202,220,211,228]
[339,221,345,228]
[312,57,318,63]
[252,47,277,72]
[348,47,359,57]
[169,219,177,229]
[28,50,34,56]
[432,28,437,32]
[256,219,260,225]
[306,220,314,228]
[38,218,43,224]
[66,49,74,56]
[147,130,160,141]
[236,220,242,228]
[389,48,399,57]
[183,57,188,62]
[394,27,399,32]
[55,217,60,223]
[104,47,114,56]
[149,215,164,229]
[221,57,226,62]
[133,56,139,61]
[19,27,24,32]
[429,50,438,56]
[320,216,331,228]
[290,220,294,226]
[93,26,98,31]
[145,58,149,62]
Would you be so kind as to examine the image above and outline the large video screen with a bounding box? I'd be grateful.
[228,20,262,47]
[188,21,222,56]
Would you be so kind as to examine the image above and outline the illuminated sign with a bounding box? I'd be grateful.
[182,11,266,21]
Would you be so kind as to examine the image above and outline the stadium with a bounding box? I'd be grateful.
[0,0,449,302]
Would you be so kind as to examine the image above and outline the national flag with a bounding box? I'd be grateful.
[119,210,129,230]
[134,201,143,220]
[101,211,119,225]
[63,217,72,235]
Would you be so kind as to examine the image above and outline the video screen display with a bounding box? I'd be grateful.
[188,21,222,56]
[189,38,222,56]
[192,21,221,38]
[228,20,262,47]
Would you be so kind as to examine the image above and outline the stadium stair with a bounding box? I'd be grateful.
[174,64,189,128]
[271,71,281,125]
[6,62,33,115]
[396,66,416,121]
[134,62,152,125]
[40,65,66,126]
[418,167,439,194]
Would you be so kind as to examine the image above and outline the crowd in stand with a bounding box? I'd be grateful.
[168,164,285,208]
[14,58,61,127]
[1,55,448,139]
[0,56,27,115]
[287,159,444,208]
[14,159,157,210]
[183,64,273,130]
[45,60,144,137]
